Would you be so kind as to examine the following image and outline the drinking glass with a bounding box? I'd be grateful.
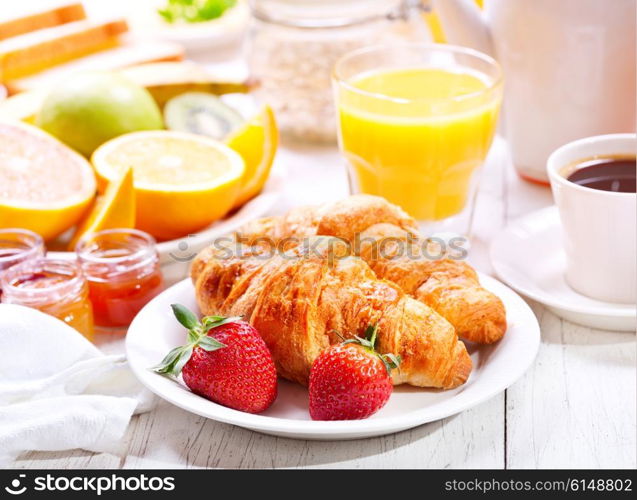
[333,43,502,237]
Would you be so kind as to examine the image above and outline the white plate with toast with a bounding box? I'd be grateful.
[126,272,540,440]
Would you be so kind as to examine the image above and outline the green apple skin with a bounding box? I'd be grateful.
[37,72,164,157]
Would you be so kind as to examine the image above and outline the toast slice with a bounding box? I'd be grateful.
[0,2,87,41]
[4,41,185,95]
[0,18,129,81]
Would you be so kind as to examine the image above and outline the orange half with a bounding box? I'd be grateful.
[91,130,245,240]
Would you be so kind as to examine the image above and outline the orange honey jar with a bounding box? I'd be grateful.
[76,229,164,328]
[0,258,94,339]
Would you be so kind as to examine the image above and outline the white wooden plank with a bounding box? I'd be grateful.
[122,397,504,469]
[503,155,553,223]
[274,145,350,216]
[11,450,122,470]
[506,301,636,469]
[470,136,508,273]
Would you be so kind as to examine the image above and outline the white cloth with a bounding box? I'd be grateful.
[0,304,154,465]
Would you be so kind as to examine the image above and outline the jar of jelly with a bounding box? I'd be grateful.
[1,258,94,339]
[76,229,164,328]
[0,229,45,298]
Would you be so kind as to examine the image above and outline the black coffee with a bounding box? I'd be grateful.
[565,156,636,193]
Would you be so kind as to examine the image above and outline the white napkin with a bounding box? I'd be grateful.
[0,304,154,465]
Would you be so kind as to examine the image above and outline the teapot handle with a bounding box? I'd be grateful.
[386,0,435,42]
[430,0,495,56]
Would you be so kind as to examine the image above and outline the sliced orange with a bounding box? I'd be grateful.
[225,105,278,208]
[91,131,245,241]
[0,120,96,241]
[67,167,135,250]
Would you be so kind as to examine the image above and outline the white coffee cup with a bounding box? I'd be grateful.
[547,134,636,304]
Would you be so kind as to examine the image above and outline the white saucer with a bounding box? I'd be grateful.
[126,274,540,440]
[490,206,636,332]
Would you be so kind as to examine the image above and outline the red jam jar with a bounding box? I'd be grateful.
[76,229,164,328]
[0,229,45,298]
[1,258,94,339]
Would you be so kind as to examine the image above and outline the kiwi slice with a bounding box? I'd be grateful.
[164,92,244,140]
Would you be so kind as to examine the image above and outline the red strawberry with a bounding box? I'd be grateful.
[153,304,277,414]
[309,325,400,421]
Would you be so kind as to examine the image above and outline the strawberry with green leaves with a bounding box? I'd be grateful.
[309,325,400,421]
[153,304,277,414]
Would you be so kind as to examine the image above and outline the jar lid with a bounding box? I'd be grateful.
[76,228,159,279]
[249,0,404,28]
[0,258,86,306]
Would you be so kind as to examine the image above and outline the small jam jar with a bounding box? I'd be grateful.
[0,229,45,298]
[1,258,94,339]
[76,229,164,328]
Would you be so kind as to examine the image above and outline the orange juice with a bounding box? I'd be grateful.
[337,67,501,221]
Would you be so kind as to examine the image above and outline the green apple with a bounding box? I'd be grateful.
[36,72,164,156]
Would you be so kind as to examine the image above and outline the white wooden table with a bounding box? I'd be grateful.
[7,0,635,468]
[11,137,636,469]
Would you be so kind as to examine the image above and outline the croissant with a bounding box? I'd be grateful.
[191,236,472,389]
[237,195,507,344]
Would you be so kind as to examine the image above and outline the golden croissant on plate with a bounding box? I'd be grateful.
[191,236,472,389]
[237,195,507,344]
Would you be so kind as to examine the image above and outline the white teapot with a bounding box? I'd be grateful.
[432,0,636,182]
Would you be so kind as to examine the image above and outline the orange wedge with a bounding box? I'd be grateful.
[226,105,278,208]
[68,167,135,250]
[91,131,245,240]
[0,120,96,241]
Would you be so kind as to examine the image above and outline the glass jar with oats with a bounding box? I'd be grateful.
[246,0,429,144]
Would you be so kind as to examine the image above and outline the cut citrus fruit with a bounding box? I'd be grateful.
[225,105,278,208]
[67,167,135,250]
[0,120,96,241]
[91,131,245,240]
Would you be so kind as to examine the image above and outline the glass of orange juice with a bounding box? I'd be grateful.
[333,43,502,236]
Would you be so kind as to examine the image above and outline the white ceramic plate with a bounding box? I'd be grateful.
[490,206,636,332]
[126,273,540,440]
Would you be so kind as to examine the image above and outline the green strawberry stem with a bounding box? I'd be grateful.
[343,324,401,375]
[151,304,241,377]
